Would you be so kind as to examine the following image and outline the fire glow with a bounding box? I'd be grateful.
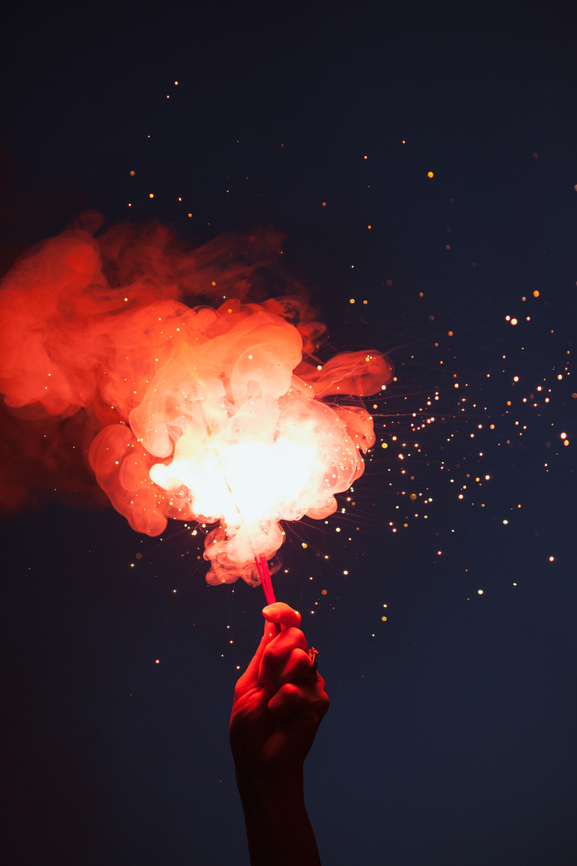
[0,217,392,588]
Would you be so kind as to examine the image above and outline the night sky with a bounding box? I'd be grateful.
[1,3,576,865]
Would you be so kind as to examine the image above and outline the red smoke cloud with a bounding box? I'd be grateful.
[0,216,392,584]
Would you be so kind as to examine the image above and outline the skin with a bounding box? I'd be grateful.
[230,602,330,866]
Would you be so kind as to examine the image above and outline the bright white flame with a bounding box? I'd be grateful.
[151,437,320,527]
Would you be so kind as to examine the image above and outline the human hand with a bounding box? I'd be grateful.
[230,602,329,780]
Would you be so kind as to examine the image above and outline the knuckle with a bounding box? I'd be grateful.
[286,627,308,649]
[282,682,301,698]
[292,647,311,665]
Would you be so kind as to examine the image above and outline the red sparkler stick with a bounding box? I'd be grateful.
[254,555,282,633]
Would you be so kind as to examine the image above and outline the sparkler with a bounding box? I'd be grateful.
[0,221,393,606]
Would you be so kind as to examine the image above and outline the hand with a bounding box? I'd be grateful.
[230,602,329,780]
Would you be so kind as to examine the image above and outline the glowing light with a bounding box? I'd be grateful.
[0,225,393,588]
[427,171,434,178]
[153,438,321,535]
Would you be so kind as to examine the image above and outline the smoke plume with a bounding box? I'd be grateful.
[0,216,392,584]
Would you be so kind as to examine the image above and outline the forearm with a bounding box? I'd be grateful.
[235,768,321,866]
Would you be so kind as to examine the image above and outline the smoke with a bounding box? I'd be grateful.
[0,216,393,585]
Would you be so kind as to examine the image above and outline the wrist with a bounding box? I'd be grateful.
[235,760,304,787]
[235,768,320,866]
[235,764,305,812]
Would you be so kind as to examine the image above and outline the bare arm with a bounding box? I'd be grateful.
[230,603,329,866]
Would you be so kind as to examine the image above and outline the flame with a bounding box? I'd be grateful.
[0,216,393,585]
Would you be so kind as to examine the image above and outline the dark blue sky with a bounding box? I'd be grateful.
[1,3,576,865]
